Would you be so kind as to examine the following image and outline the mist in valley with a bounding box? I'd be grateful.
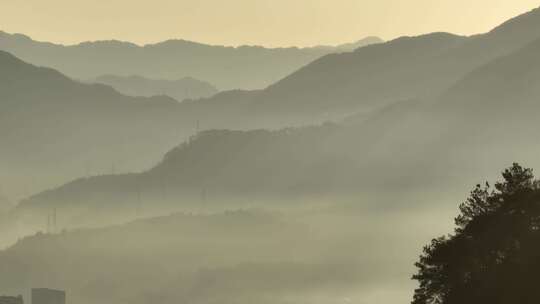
[3,2,540,304]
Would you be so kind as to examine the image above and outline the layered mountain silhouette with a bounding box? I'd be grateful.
[0,48,341,200]
[0,50,194,199]
[15,6,540,228]
[92,75,218,102]
[202,7,540,121]
[13,125,349,229]
[0,33,383,90]
[0,31,386,202]
[5,7,540,304]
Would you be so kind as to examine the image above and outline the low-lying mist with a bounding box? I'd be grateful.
[0,196,457,304]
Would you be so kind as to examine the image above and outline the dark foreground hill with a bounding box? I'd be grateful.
[412,164,540,304]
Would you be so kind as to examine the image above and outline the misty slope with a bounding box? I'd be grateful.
[188,33,466,122]
[93,75,218,101]
[429,35,540,167]
[0,32,382,90]
[440,38,540,112]
[338,35,540,189]
[192,6,540,121]
[0,50,192,199]
[14,125,357,229]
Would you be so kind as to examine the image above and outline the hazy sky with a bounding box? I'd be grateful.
[1,0,539,47]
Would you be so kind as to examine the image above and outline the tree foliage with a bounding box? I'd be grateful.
[413,163,540,304]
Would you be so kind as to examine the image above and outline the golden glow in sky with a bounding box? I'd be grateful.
[1,0,539,46]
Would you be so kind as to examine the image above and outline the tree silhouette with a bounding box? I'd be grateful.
[413,163,540,304]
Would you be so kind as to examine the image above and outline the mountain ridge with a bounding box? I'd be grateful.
[0,31,382,51]
[16,6,540,229]
[92,74,219,102]
[0,31,383,90]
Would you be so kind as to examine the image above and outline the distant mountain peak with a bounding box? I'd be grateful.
[0,30,31,41]
[335,36,385,51]
[76,39,139,48]
[93,74,219,101]
[150,38,210,49]
[389,32,464,43]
